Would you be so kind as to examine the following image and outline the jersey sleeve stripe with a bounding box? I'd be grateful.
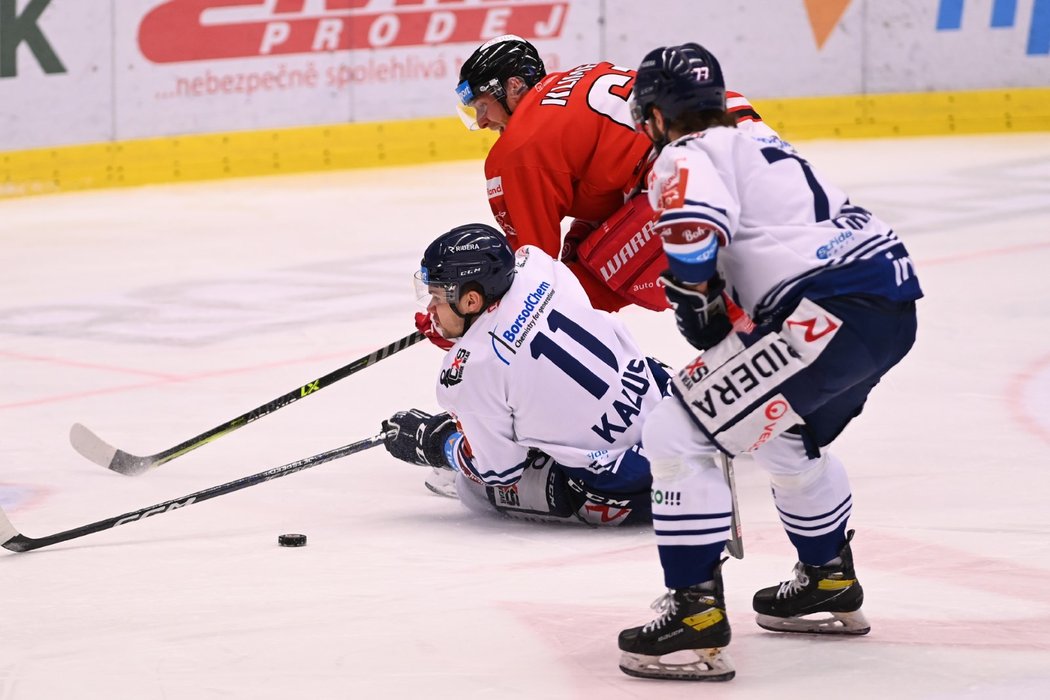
[657,211,731,244]
[447,436,524,486]
[658,210,728,227]
[730,108,762,123]
[726,91,764,122]
[468,462,525,487]
[684,199,729,215]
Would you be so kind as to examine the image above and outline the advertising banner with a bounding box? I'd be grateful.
[603,0,1050,97]
[1,0,1048,151]
[0,0,111,149]
[115,0,601,138]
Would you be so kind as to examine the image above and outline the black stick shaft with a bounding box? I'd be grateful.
[150,331,423,466]
[3,433,388,553]
[78,331,422,475]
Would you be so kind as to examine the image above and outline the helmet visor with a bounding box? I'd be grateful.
[414,268,457,306]
[455,80,482,130]
[454,78,506,130]
[455,102,483,131]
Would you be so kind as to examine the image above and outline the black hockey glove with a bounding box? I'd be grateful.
[660,271,734,351]
[381,409,458,469]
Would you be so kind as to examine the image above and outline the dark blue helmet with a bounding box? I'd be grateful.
[456,35,546,107]
[630,43,726,127]
[418,224,516,306]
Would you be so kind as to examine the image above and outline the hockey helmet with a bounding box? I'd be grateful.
[455,35,546,128]
[417,224,516,307]
[630,43,726,128]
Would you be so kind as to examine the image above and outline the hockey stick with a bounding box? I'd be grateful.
[70,331,425,476]
[1,431,390,553]
[721,453,744,559]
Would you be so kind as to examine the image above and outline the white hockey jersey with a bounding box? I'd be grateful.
[435,246,666,488]
[647,127,923,321]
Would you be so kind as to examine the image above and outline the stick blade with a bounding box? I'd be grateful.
[69,423,152,476]
[69,423,117,467]
[0,506,30,552]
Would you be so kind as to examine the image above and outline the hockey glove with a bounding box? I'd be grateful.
[661,271,734,351]
[559,219,597,263]
[381,409,458,469]
[414,311,455,351]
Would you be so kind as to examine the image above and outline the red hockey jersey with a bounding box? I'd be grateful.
[484,60,769,311]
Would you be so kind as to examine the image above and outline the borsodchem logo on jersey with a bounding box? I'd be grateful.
[499,280,552,348]
[138,0,569,64]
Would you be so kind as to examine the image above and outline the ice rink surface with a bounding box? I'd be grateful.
[2,132,1050,699]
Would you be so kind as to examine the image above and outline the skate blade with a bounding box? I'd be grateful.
[619,648,735,681]
[755,609,871,635]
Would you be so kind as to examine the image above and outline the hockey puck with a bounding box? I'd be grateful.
[278,533,307,547]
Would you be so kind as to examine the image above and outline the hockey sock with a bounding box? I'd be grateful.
[771,452,852,565]
[651,455,732,589]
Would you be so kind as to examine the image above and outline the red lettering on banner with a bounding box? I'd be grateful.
[139,0,569,64]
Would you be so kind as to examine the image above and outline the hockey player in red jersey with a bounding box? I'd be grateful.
[452,35,774,316]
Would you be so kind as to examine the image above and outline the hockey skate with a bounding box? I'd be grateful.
[618,563,734,681]
[752,529,870,635]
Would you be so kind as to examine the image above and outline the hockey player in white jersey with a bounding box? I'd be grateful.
[380,224,671,526]
[615,44,923,680]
